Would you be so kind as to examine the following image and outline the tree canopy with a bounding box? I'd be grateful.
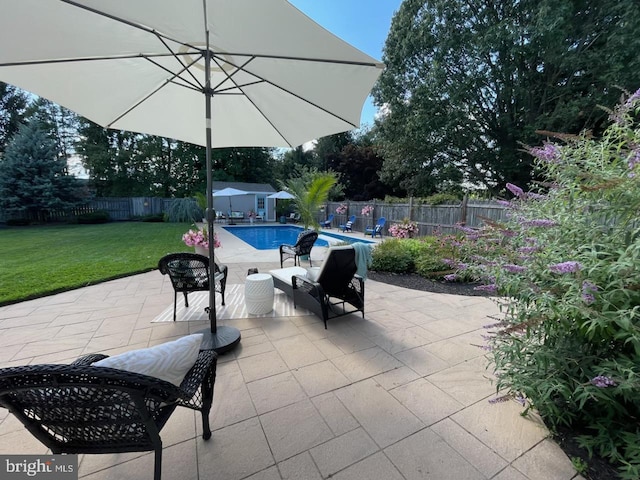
[373,0,640,194]
[76,118,276,197]
[0,82,28,157]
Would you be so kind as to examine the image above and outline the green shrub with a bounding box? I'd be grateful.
[140,213,164,222]
[6,218,30,226]
[371,238,415,273]
[412,236,459,279]
[420,193,461,205]
[455,90,640,478]
[76,210,110,224]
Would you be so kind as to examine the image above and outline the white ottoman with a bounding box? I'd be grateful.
[245,273,274,315]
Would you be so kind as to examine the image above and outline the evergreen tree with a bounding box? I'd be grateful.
[0,119,84,221]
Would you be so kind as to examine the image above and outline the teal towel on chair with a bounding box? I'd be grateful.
[352,242,373,280]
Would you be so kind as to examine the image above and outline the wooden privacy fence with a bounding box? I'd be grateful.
[2,196,506,233]
[88,197,165,220]
[323,197,506,236]
[12,197,166,223]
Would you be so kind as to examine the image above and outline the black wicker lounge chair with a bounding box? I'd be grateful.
[279,229,318,268]
[292,245,365,329]
[158,253,228,321]
[0,349,217,480]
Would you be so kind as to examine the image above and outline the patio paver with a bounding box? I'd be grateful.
[0,230,580,479]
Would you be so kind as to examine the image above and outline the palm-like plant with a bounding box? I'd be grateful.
[283,172,336,229]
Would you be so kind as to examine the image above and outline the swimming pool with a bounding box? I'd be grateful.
[222,225,374,250]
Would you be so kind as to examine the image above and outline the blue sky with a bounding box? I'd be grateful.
[289,0,403,128]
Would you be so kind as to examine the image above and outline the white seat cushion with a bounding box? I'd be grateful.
[269,266,307,286]
[93,334,203,386]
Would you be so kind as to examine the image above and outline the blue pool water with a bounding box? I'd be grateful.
[222,225,373,250]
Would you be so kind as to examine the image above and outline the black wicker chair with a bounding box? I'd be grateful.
[292,245,365,329]
[0,349,217,480]
[279,230,318,268]
[158,253,228,321]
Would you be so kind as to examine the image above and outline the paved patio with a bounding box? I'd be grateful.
[0,227,582,480]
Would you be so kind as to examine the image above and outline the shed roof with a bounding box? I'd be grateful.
[212,181,276,193]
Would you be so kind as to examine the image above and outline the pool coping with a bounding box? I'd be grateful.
[213,222,380,265]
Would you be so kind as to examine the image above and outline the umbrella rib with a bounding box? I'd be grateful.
[209,52,359,136]
[43,2,385,71]
[0,52,178,69]
[60,0,203,55]
[210,56,256,94]
[209,54,293,147]
[144,54,203,92]
[216,52,383,69]
[156,35,205,90]
[106,55,204,128]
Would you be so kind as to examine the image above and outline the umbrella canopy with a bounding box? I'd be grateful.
[267,191,296,200]
[0,0,383,148]
[213,187,248,215]
[213,187,249,198]
[0,0,383,352]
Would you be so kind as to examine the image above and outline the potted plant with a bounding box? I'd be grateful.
[276,199,291,224]
[182,225,221,256]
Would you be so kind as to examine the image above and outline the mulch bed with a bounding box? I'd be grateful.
[369,270,620,480]
[368,271,492,297]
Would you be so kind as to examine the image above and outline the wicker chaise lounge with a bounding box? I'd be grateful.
[271,245,365,329]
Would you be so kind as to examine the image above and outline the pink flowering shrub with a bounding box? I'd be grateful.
[361,205,374,216]
[388,219,418,238]
[182,226,221,249]
[335,204,348,215]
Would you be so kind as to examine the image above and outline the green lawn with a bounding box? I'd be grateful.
[0,222,194,306]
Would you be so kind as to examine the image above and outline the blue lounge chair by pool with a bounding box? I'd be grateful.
[365,217,386,238]
[339,215,356,232]
[321,214,334,228]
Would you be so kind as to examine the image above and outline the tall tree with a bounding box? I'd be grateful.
[77,117,277,197]
[313,132,353,171]
[274,145,319,181]
[0,82,28,157]
[327,143,390,201]
[0,119,84,221]
[76,119,143,196]
[210,147,276,186]
[373,0,640,194]
[26,98,79,161]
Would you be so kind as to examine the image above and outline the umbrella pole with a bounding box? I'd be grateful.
[199,44,241,354]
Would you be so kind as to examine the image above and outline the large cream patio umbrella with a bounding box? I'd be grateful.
[0,0,383,353]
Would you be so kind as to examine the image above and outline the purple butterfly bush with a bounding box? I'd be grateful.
[506,183,525,197]
[503,264,527,274]
[530,142,561,163]
[582,280,598,305]
[590,375,616,388]
[549,261,582,274]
